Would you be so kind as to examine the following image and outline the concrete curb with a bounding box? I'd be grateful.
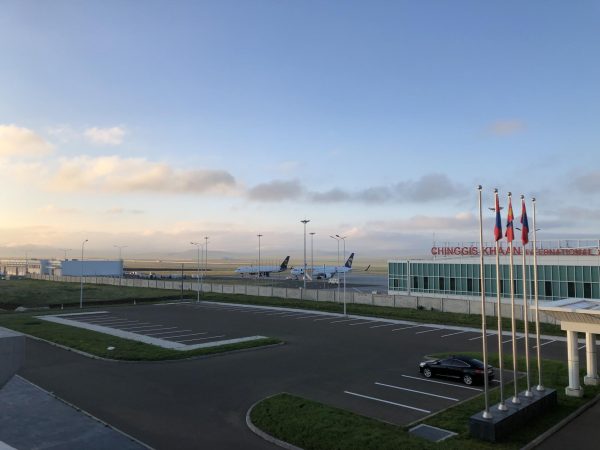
[245,394,304,450]
[522,393,600,449]
[14,375,154,450]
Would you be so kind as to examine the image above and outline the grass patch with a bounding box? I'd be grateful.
[0,278,188,309]
[0,313,281,361]
[250,355,600,449]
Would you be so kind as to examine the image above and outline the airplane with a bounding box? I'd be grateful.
[234,256,290,277]
[290,253,354,280]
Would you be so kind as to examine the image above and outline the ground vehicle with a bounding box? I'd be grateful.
[419,355,494,385]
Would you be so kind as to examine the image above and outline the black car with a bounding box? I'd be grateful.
[419,355,494,385]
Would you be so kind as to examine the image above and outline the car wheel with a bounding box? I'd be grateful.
[423,368,432,378]
[463,374,473,385]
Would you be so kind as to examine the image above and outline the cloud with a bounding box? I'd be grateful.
[106,208,144,215]
[0,124,54,157]
[311,174,466,204]
[247,179,303,201]
[84,126,126,146]
[571,171,600,192]
[39,204,80,214]
[49,155,236,194]
[487,120,526,136]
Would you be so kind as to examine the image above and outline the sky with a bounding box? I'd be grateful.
[1,1,600,261]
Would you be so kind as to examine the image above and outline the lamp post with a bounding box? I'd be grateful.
[309,232,315,281]
[60,248,72,261]
[204,236,209,279]
[257,234,263,281]
[191,242,203,302]
[301,220,310,289]
[114,244,127,286]
[80,239,88,309]
[337,234,348,317]
[330,235,340,265]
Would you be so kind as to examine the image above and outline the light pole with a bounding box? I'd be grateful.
[329,235,340,265]
[204,236,209,279]
[60,248,72,261]
[309,232,315,281]
[301,219,310,289]
[337,234,348,316]
[114,244,127,286]
[80,239,88,309]
[257,234,263,281]
[191,242,203,302]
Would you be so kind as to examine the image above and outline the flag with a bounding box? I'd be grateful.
[494,193,503,241]
[521,198,529,245]
[506,196,514,243]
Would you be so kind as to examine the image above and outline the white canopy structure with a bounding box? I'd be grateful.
[540,299,600,397]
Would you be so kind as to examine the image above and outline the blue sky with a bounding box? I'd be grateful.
[1,1,599,259]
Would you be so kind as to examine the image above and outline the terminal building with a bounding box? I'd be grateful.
[1,259,123,278]
[389,240,600,302]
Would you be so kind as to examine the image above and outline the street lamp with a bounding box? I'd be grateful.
[60,248,72,261]
[257,234,263,281]
[301,219,310,289]
[204,236,209,279]
[309,232,316,281]
[191,242,203,302]
[80,239,88,309]
[329,235,340,265]
[114,245,127,286]
[336,234,348,317]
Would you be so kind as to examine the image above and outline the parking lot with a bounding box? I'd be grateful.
[18,300,573,449]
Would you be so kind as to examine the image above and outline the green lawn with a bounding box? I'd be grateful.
[0,313,281,361]
[250,355,600,450]
[0,278,189,309]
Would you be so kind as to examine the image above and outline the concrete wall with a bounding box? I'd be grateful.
[0,327,25,390]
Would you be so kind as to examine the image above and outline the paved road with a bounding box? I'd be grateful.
[17,301,573,449]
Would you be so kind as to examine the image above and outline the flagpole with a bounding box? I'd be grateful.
[508,192,520,404]
[521,195,533,397]
[533,197,544,391]
[493,188,507,411]
[478,185,492,419]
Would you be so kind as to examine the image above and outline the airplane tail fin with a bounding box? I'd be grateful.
[280,256,290,270]
[364,264,371,272]
[344,253,354,268]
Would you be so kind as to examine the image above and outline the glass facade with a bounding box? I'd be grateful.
[388,261,600,301]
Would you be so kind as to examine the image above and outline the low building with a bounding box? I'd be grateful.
[389,241,600,302]
[60,260,123,277]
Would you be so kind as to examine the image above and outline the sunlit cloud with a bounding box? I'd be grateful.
[49,155,237,194]
[247,179,303,201]
[84,126,126,146]
[0,124,54,157]
[39,204,80,214]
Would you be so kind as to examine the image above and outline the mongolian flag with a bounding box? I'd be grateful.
[521,198,529,245]
[505,196,515,243]
[494,193,503,241]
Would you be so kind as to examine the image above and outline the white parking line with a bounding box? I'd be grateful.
[81,318,127,323]
[161,332,208,339]
[401,375,483,391]
[369,323,396,329]
[118,324,159,330]
[344,391,431,414]
[294,315,319,320]
[502,336,525,344]
[348,321,376,326]
[391,325,422,332]
[534,340,557,348]
[85,320,133,326]
[144,328,186,335]
[176,334,226,343]
[330,319,364,324]
[313,316,337,322]
[441,331,469,338]
[469,333,495,341]
[375,382,459,401]
[415,328,442,335]
[127,327,176,333]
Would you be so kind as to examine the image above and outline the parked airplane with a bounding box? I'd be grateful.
[234,256,290,277]
[290,253,354,280]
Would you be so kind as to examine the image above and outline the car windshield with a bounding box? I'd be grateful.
[470,358,484,368]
